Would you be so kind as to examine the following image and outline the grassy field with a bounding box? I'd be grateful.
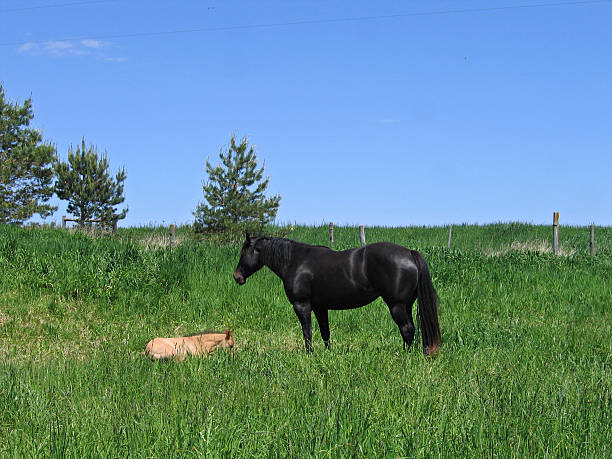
[0,223,610,457]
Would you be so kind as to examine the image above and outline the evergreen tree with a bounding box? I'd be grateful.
[194,134,281,235]
[0,85,57,224]
[54,139,127,227]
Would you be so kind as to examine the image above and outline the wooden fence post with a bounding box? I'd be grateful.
[170,224,175,248]
[62,215,67,229]
[329,222,334,249]
[590,224,595,256]
[552,212,559,255]
[447,224,453,249]
[359,225,366,246]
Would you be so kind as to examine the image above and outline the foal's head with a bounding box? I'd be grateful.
[222,329,235,348]
[233,233,263,285]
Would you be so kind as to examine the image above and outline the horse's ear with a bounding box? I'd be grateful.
[225,329,231,339]
[245,232,251,243]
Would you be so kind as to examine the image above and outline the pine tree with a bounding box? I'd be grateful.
[54,139,127,227]
[0,85,57,224]
[194,134,281,235]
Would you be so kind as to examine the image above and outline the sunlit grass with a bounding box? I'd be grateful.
[0,223,610,457]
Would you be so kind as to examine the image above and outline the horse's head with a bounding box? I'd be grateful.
[233,233,263,285]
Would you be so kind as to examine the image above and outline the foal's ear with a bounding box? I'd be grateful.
[245,232,251,243]
[225,329,232,339]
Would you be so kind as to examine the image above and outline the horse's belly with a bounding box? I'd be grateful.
[326,297,379,310]
[314,289,379,310]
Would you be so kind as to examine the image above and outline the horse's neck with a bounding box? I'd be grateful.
[262,238,291,280]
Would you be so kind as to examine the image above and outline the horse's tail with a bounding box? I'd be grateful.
[411,250,442,356]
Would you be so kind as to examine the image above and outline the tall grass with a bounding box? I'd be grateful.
[0,224,610,457]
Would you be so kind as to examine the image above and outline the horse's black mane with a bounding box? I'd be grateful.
[253,236,330,274]
[256,236,294,272]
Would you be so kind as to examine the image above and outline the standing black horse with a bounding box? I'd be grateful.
[233,234,442,356]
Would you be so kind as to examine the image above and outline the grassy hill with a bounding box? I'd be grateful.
[1,223,610,457]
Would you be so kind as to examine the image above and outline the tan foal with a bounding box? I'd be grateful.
[144,329,234,361]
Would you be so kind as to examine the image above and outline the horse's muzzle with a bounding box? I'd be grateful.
[233,270,245,285]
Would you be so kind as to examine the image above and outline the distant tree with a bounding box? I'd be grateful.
[54,138,127,227]
[0,85,57,224]
[194,134,281,235]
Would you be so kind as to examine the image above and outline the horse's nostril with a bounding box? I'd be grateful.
[233,270,245,284]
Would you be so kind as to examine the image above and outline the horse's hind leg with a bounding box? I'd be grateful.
[404,292,417,349]
[385,298,416,350]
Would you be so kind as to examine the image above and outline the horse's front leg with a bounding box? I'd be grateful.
[313,307,330,350]
[293,301,313,353]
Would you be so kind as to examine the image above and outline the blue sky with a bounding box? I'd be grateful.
[2,0,611,227]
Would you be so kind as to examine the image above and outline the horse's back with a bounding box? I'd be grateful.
[289,242,418,308]
[286,245,370,308]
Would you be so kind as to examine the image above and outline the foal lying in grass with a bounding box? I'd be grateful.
[144,329,234,361]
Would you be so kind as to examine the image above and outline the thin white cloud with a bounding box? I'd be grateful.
[18,40,81,56]
[46,40,73,51]
[17,42,36,53]
[16,39,123,61]
[379,119,398,124]
[104,56,128,62]
[81,39,109,49]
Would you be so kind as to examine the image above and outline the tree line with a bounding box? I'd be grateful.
[0,85,127,228]
[1,85,280,234]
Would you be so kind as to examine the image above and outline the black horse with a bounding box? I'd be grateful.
[233,234,442,355]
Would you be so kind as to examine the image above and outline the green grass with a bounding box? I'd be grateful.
[0,223,610,457]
